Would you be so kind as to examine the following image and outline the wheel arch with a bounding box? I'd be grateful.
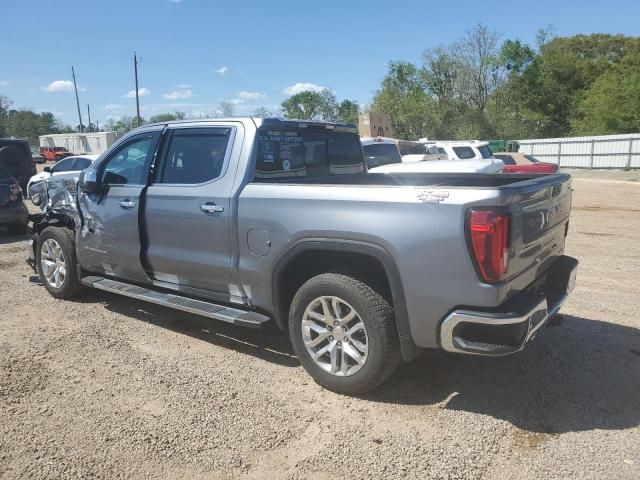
[271,239,412,339]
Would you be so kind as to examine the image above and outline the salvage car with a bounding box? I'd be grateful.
[494,152,559,174]
[27,154,98,197]
[27,118,578,394]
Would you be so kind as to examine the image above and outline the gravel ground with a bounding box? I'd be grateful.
[1,172,639,479]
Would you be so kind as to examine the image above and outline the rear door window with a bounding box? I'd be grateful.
[452,147,475,159]
[158,128,230,184]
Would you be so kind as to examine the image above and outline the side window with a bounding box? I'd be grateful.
[102,136,154,185]
[158,128,230,184]
[73,158,92,170]
[327,133,365,174]
[53,158,75,172]
[452,146,475,159]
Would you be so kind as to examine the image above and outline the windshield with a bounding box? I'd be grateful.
[254,128,365,181]
[363,143,402,168]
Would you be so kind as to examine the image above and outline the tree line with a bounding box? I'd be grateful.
[368,27,640,140]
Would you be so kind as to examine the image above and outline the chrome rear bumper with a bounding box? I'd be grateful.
[440,256,578,356]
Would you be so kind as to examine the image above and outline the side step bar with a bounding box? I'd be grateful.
[80,276,270,329]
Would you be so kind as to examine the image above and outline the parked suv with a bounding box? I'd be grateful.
[0,162,28,234]
[28,118,577,394]
[420,140,495,161]
[40,146,73,162]
[0,139,37,193]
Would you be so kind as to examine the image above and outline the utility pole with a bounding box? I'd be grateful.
[87,104,91,132]
[134,52,141,127]
[71,66,84,132]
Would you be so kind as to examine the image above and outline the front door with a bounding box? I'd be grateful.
[144,126,235,297]
[78,131,160,283]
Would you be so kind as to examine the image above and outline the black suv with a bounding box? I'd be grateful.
[0,139,37,193]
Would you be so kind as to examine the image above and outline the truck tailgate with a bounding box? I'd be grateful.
[506,174,572,285]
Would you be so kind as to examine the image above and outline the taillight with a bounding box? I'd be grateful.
[468,209,510,283]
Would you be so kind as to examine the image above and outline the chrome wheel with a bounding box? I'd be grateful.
[301,296,369,377]
[40,238,66,289]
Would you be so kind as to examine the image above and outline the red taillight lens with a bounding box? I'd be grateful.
[468,209,510,283]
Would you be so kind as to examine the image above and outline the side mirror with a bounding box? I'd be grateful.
[79,168,99,193]
[43,166,52,173]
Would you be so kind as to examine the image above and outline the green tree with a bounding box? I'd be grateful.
[149,112,186,123]
[336,99,359,124]
[281,89,337,120]
[371,61,436,139]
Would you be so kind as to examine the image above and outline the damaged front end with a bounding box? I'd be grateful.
[26,176,82,273]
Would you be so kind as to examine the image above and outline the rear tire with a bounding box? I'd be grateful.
[36,226,83,299]
[289,273,401,395]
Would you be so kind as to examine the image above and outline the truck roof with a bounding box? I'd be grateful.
[145,117,359,133]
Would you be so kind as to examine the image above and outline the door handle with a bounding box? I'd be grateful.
[200,203,224,214]
[118,200,137,209]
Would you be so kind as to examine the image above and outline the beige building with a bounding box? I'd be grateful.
[358,112,394,138]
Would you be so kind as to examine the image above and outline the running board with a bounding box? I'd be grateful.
[80,276,270,329]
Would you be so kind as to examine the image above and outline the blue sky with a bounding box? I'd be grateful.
[1,0,639,125]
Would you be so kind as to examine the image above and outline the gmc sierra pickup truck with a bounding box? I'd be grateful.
[27,118,578,394]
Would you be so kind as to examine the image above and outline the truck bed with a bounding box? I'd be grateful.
[253,171,570,189]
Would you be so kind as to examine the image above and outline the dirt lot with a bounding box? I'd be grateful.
[1,171,639,479]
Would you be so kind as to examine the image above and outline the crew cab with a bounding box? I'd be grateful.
[27,118,578,394]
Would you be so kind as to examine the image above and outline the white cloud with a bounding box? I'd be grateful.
[229,98,244,105]
[169,0,182,3]
[0,80,9,87]
[237,91,266,101]
[42,80,86,93]
[104,103,123,110]
[124,87,151,98]
[283,82,326,96]
[163,89,193,100]
[216,66,229,76]
[176,83,192,89]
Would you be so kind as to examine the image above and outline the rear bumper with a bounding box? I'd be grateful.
[439,255,578,356]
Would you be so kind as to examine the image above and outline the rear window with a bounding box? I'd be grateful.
[54,147,67,152]
[452,146,475,159]
[524,155,539,163]
[477,145,493,159]
[397,142,426,156]
[254,129,365,181]
[363,143,402,168]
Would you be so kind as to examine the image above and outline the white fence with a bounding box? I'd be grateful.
[518,133,640,169]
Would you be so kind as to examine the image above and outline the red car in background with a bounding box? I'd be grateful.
[494,152,559,174]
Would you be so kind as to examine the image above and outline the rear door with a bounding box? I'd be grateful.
[144,125,238,297]
[78,130,160,282]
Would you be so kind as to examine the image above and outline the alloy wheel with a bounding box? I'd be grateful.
[40,238,67,289]
[301,296,369,376]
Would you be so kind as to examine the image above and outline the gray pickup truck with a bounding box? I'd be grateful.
[27,118,578,394]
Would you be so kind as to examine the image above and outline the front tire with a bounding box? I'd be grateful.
[36,227,83,299]
[289,273,401,395]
